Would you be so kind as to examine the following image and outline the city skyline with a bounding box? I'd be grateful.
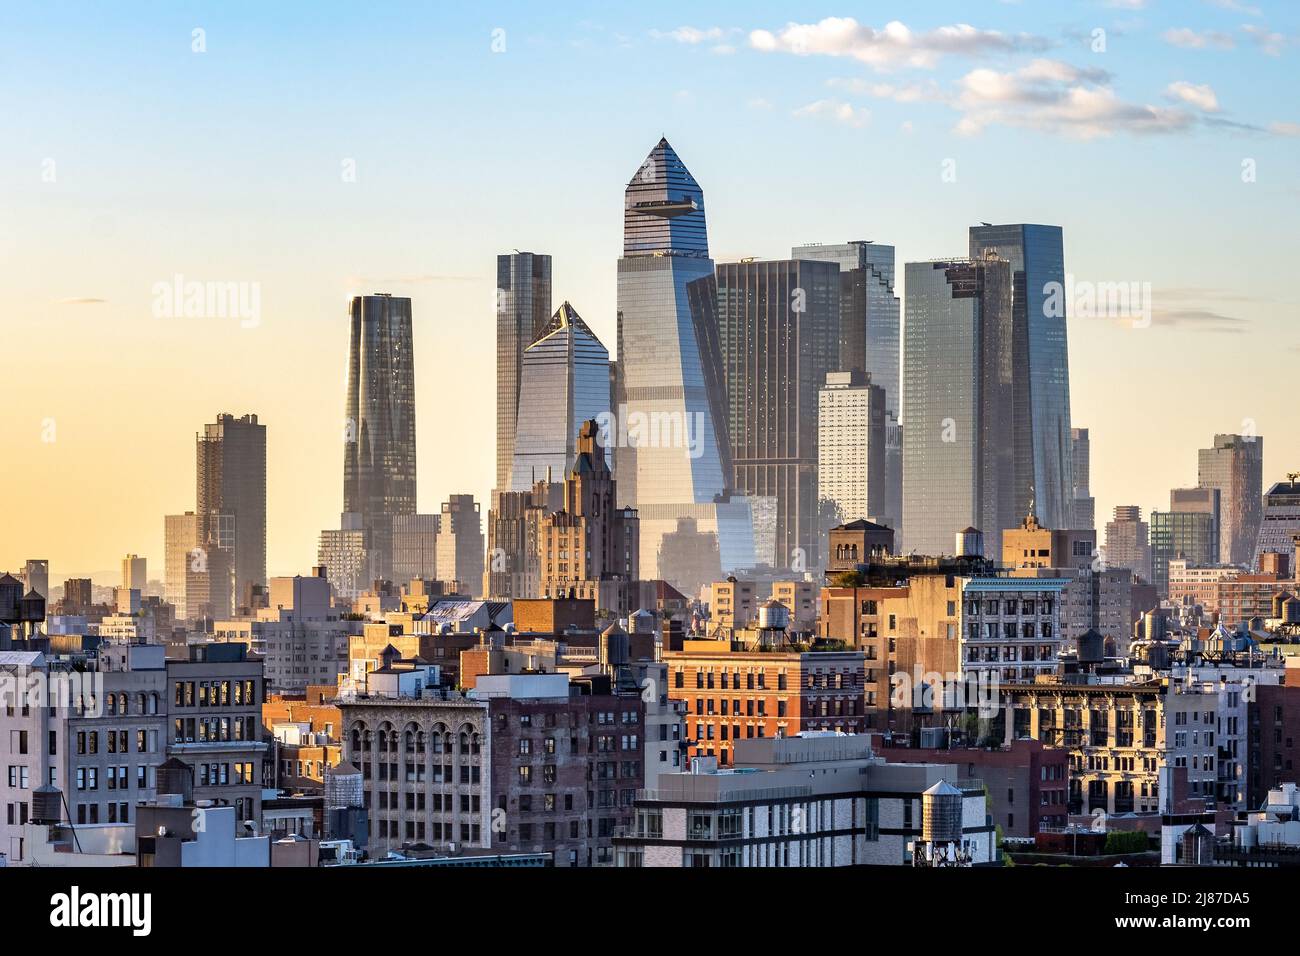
[4,2,1299,578]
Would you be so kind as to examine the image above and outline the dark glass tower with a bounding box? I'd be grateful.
[714,258,841,569]
[343,293,417,577]
[902,256,1018,558]
[969,224,1073,532]
[496,252,553,491]
[196,413,265,611]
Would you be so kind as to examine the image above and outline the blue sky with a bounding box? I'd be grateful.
[2,1,1298,576]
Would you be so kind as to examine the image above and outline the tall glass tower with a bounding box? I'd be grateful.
[343,293,417,576]
[969,224,1073,531]
[197,412,266,607]
[902,256,1018,558]
[510,301,611,491]
[615,138,755,580]
[496,252,552,491]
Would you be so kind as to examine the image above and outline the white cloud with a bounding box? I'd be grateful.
[1270,121,1300,136]
[650,26,727,45]
[793,99,871,128]
[1161,28,1235,50]
[1241,24,1287,56]
[749,17,1050,71]
[1165,81,1220,112]
[1208,0,1263,16]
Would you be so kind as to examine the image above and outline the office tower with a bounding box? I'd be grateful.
[818,371,888,531]
[715,258,841,570]
[484,481,564,600]
[510,302,611,491]
[902,255,1017,558]
[164,512,199,617]
[790,241,900,419]
[390,513,440,584]
[22,560,48,600]
[197,412,267,603]
[437,495,484,597]
[343,293,417,578]
[122,554,147,593]
[1104,505,1151,582]
[317,515,374,601]
[62,578,93,613]
[1199,434,1264,566]
[1148,489,1220,597]
[539,421,640,603]
[1253,477,1300,570]
[1071,427,1094,531]
[969,224,1073,530]
[884,420,903,547]
[496,251,553,492]
[1170,487,1220,562]
[614,138,755,579]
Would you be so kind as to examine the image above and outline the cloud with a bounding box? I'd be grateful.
[749,18,1051,71]
[1149,307,1247,332]
[950,60,1192,139]
[1208,0,1262,16]
[793,99,872,128]
[1270,121,1300,136]
[1165,81,1220,112]
[650,26,727,44]
[1161,28,1235,50]
[1241,24,1287,56]
[54,297,108,305]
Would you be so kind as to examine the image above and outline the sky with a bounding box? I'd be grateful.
[2,0,1298,583]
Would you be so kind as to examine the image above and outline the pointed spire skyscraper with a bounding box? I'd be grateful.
[613,139,755,586]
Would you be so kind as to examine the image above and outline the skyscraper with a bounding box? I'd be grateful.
[164,512,199,617]
[902,255,1018,558]
[122,554,147,592]
[22,560,48,601]
[793,240,902,546]
[510,302,610,491]
[197,412,266,604]
[1253,477,1300,571]
[496,251,553,491]
[1070,427,1094,531]
[969,224,1073,531]
[614,138,755,579]
[437,494,485,597]
[1198,433,1264,566]
[343,293,417,578]
[715,258,841,570]
[818,371,888,531]
[1104,505,1151,582]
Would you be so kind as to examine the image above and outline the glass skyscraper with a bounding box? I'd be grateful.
[902,256,1018,558]
[343,293,417,577]
[510,302,611,491]
[615,138,755,580]
[496,252,553,491]
[196,412,266,608]
[969,224,1073,531]
[1198,433,1263,566]
[715,258,841,569]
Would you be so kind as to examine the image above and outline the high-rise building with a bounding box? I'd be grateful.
[22,560,48,601]
[614,138,755,580]
[62,578,93,614]
[969,224,1073,531]
[902,256,1017,558]
[437,495,484,597]
[496,251,553,491]
[715,258,841,570]
[343,294,417,578]
[122,554,147,593]
[196,413,266,603]
[1198,433,1264,567]
[538,421,639,604]
[1253,478,1300,571]
[1071,427,1094,531]
[390,514,440,584]
[164,512,199,618]
[1104,505,1151,582]
[818,370,888,531]
[790,241,900,418]
[1151,491,1219,598]
[793,240,902,549]
[317,514,374,601]
[484,481,564,601]
[510,302,610,491]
